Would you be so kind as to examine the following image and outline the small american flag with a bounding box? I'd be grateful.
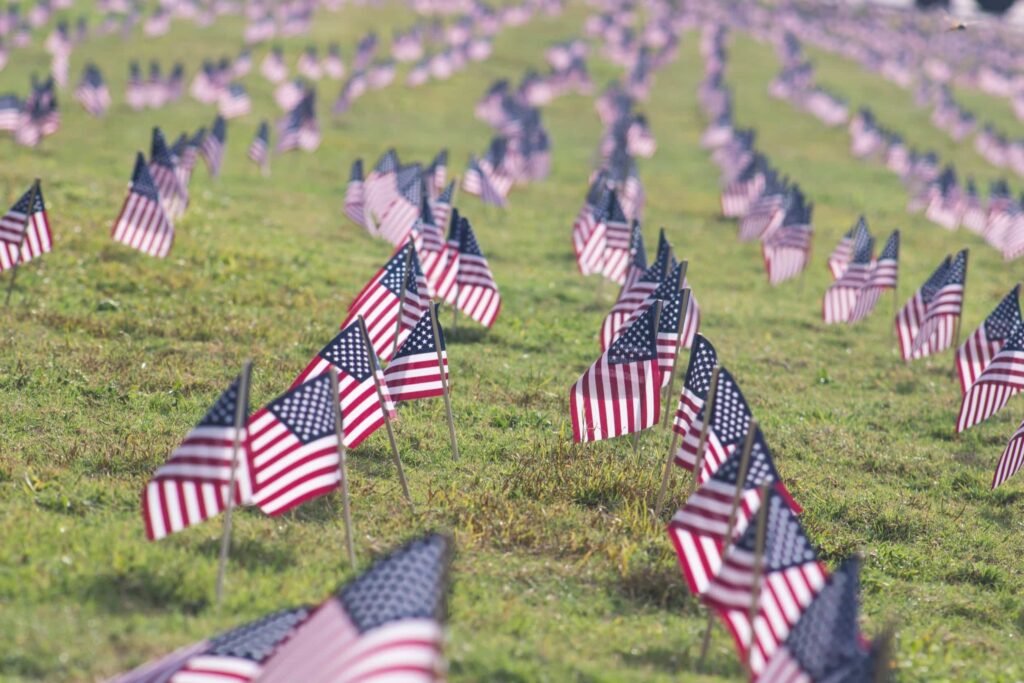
[249,374,342,516]
[957,322,1024,433]
[823,227,873,324]
[219,83,252,119]
[149,127,188,220]
[570,302,662,442]
[994,418,1024,489]
[364,149,399,225]
[248,121,270,172]
[377,165,423,245]
[701,488,827,675]
[256,533,450,683]
[74,63,110,117]
[463,156,507,207]
[201,116,227,178]
[572,174,607,277]
[142,374,251,541]
[762,222,813,286]
[0,183,51,275]
[430,180,454,232]
[111,152,175,258]
[956,285,1020,396]
[896,255,951,361]
[384,306,449,402]
[452,216,501,327]
[600,191,631,284]
[675,364,754,485]
[909,249,968,360]
[292,322,395,449]
[671,333,717,467]
[848,230,899,324]
[599,234,673,349]
[429,148,448,197]
[109,607,310,683]
[344,159,365,228]
[826,216,869,280]
[621,220,647,292]
[759,557,874,683]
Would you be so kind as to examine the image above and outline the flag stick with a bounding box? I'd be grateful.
[5,178,40,309]
[357,315,413,508]
[429,301,459,461]
[688,365,721,497]
[215,359,253,605]
[329,368,356,569]
[697,419,758,668]
[390,243,414,360]
[745,480,772,674]
[659,265,689,421]
[632,300,664,458]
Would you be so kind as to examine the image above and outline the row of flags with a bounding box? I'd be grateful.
[0,75,59,146]
[769,33,849,129]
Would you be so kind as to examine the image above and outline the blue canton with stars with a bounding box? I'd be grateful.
[394,310,441,359]
[267,374,337,444]
[786,557,864,680]
[608,304,659,364]
[702,367,752,447]
[150,127,176,169]
[629,220,647,270]
[734,488,818,571]
[350,158,363,182]
[130,153,161,202]
[684,334,718,399]
[318,324,375,381]
[984,285,1021,341]
[197,374,247,427]
[204,607,309,662]
[459,218,485,257]
[9,185,44,215]
[920,256,952,306]
[374,149,398,175]
[708,427,780,489]
[878,231,899,262]
[943,249,968,287]
[338,534,450,633]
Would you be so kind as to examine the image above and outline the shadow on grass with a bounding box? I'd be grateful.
[195,535,295,571]
[77,567,209,615]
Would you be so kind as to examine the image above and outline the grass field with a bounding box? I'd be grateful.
[2,3,1024,681]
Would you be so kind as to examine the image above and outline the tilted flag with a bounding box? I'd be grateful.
[896,255,951,361]
[249,374,341,516]
[760,557,873,683]
[600,191,632,285]
[149,127,188,220]
[111,152,175,258]
[292,322,396,449]
[671,333,718,468]
[599,232,673,350]
[201,115,227,178]
[364,149,399,225]
[142,374,250,541]
[248,120,270,172]
[452,216,501,327]
[701,488,827,675]
[909,249,968,360]
[344,158,366,228]
[0,182,51,273]
[848,230,900,324]
[108,607,310,683]
[957,322,1024,433]
[384,306,449,402]
[463,156,506,208]
[827,217,869,280]
[570,302,662,443]
[762,197,813,286]
[994,418,1024,489]
[674,364,755,484]
[377,165,423,245]
[344,242,429,361]
[668,428,799,596]
[572,172,607,277]
[823,227,873,324]
[256,533,450,683]
[956,285,1021,396]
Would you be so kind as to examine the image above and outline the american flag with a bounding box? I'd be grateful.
[248,374,342,516]
[848,230,900,324]
[345,159,366,228]
[0,95,22,132]
[219,83,252,119]
[896,255,951,362]
[344,242,429,361]
[759,557,874,683]
[957,322,1024,433]
[149,127,188,220]
[668,428,795,596]
[909,249,968,360]
[419,207,455,300]
[570,301,662,443]
[738,191,785,243]
[377,165,423,245]
[600,191,632,285]
[108,607,310,683]
[364,149,399,225]
[431,181,454,231]
[0,183,51,275]
[74,63,110,117]
[429,148,448,197]
[248,121,270,171]
[572,173,607,277]
[994,418,1024,489]
[762,223,813,286]
[463,156,507,207]
[621,220,647,292]
[674,363,754,485]
[384,306,449,402]
[599,234,673,350]
[142,374,251,541]
[671,333,717,464]
[292,322,395,449]
[823,227,873,324]
[827,217,869,280]
[701,488,827,675]
[261,47,288,83]
[256,533,450,683]
[452,216,501,327]
[111,152,175,258]
[201,116,227,178]
[956,285,1021,396]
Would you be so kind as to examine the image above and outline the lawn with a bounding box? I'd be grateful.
[1,2,1023,681]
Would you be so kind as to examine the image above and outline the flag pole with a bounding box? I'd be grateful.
[688,365,721,497]
[697,418,757,669]
[429,301,459,460]
[5,178,40,309]
[329,368,356,569]
[652,281,692,518]
[357,315,413,508]
[215,359,253,605]
[744,480,772,674]
[390,243,414,360]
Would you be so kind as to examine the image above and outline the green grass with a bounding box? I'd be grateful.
[2,5,1024,681]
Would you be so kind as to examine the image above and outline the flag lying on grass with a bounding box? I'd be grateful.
[111,152,175,258]
[142,374,250,541]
